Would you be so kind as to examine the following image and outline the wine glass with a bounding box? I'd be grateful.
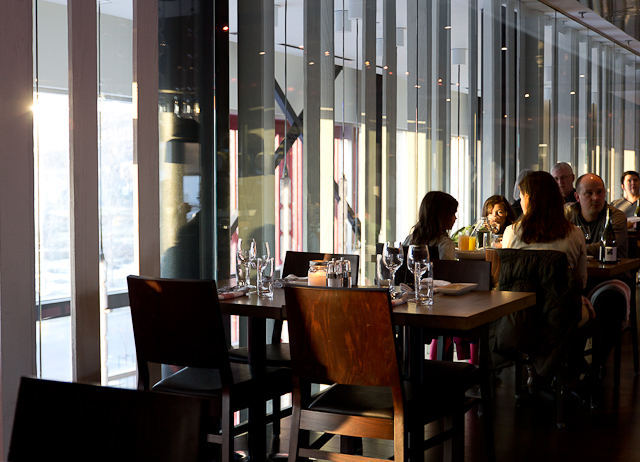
[236,238,251,287]
[579,225,591,243]
[382,242,404,298]
[407,245,431,305]
[249,240,271,292]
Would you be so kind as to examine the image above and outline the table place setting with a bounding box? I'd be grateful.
[218,286,251,300]
[273,274,308,288]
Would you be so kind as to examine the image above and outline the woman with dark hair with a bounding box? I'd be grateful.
[499,170,588,390]
[404,191,458,260]
[502,170,586,288]
[482,195,516,235]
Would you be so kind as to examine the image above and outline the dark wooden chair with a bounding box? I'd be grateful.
[492,249,587,427]
[228,251,360,367]
[126,275,292,462]
[8,377,210,462]
[433,259,492,291]
[284,286,480,462]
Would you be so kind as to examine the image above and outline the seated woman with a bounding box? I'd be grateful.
[404,192,471,362]
[502,171,586,289]
[483,195,516,235]
[500,171,587,388]
[403,191,458,260]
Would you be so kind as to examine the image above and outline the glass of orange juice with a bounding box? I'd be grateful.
[459,234,470,251]
[468,235,477,250]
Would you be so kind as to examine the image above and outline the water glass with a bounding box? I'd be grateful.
[423,262,434,306]
[376,254,391,288]
[407,245,430,304]
[382,241,404,295]
[579,225,591,243]
[257,257,274,298]
[236,238,252,287]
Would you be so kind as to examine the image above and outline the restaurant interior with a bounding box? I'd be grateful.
[3,0,640,460]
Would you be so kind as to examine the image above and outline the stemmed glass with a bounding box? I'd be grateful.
[382,242,404,298]
[407,244,431,305]
[249,240,270,293]
[236,238,252,287]
[579,225,591,243]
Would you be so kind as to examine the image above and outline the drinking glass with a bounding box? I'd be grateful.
[407,245,431,305]
[236,238,251,287]
[257,257,274,298]
[376,254,391,288]
[382,242,404,297]
[579,225,591,243]
[249,240,270,293]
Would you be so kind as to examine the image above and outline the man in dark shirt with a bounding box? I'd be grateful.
[565,173,629,390]
[551,162,576,203]
[611,170,640,229]
[564,173,628,258]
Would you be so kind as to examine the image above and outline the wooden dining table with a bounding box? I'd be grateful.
[220,285,535,462]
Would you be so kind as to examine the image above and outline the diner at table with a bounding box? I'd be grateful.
[124,168,640,462]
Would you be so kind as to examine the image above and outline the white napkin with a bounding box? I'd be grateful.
[274,274,308,288]
[391,292,410,306]
[218,286,250,300]
[400,280,450,293]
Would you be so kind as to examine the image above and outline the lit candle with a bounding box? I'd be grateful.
[308,269,327,286]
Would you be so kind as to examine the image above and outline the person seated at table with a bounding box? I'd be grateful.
[611,170,640,229]
[564,173,628,259]
[403,191,458,260]
[510,168,533,220]
[565,173,631,388]
[404,192,471,362]
[500,171,587,389]
[503,171,587,288]
[483,195,516,235]
[551,161,577,204]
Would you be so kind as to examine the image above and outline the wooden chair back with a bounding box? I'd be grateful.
[8,377,209,462]
[127,276,231,388]
[433,259,492,290]
[281,251,359,285]
[284,286,402,388]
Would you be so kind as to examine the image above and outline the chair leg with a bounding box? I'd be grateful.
[630,302,639,375]
[272,394,281,437]
[248,401,267,462]
[614,330,622,389]
[556,363,565,429]
[288,388,303,462]
[514,357,524,400]
[452,401,465,462]
[221,404,234,462]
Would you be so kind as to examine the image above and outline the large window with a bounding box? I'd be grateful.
[34,0,137,387]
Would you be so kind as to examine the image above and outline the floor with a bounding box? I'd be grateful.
[251,286,640,462]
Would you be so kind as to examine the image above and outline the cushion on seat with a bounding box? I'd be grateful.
[308,361,479,420]
[228,344,291,366]
[153,363,292,399]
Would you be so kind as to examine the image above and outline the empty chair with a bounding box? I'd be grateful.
[228,250,360,366]
[9,377,209,462]
[127,275,292,462]
[284,285,480,462]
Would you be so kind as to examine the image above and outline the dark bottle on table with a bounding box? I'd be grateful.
[635,205,640,230]
[598,207,617,263]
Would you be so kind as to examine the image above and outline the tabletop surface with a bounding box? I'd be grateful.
[586,257,640,277]
[219,286,536,331]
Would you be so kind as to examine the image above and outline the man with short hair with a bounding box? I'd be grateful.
[565,173,628,258]
[552,162,576,203]
[565,174,630,392]
[611,170,640,228]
